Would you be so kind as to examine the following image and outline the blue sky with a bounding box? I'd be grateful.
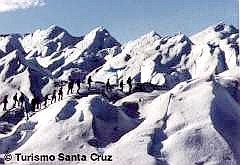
[0,0,238,42]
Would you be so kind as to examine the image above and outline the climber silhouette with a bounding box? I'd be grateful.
[58,87,63,101]
[19,92,25,108]
[119,80,124,91]
[106,79,111,91]
[24,98,31,120]
[31,98,36,112]
[44,94,49,108]
[13,93,18,108]
[35,96,41,109]
[127,77,132,94]
[67,80,74,94]
[2,95,8,111]
[51,89,57,104]
[76,79,81,93]
[87,76,93,90]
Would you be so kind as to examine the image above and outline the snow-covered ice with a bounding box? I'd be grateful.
[0,22,239,165]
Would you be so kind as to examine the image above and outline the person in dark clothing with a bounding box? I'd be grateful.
[44,94,49,108]
[31,98,36,112]
[119,80,124,91]
[106,79,111,91]
[67,80,74,94]
[13,93,18,108]
[35,96,41,110]
[58,87,63,101]
[19,92,25,108]
[51,90,57,104]
[24,99,31,120]
[127,77,132,94]
[87,76,93,90]
[76,79,81,93]
[2,95,8,111]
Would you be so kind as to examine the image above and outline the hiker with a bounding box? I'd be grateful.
[19,92,25,108]
[106,79,111,91]
[36,96,41,109]
[31,98,36,112]
[13,93,18,108]
[58,87,63,101]
[87,76,93,90]
[51,89,57,104]
[119,80,124,91]
[24,99,31,120]
[67,80,74,94]
[44,94,49,108]
[127,77,132,94]
[2,95,8,111]
[76,79,81,93]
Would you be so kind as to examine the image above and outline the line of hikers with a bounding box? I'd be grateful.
[1,76,133,112]
[85,76,132,93]
[105,76,132,93]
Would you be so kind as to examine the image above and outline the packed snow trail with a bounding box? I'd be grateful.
[0,81,120,135]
